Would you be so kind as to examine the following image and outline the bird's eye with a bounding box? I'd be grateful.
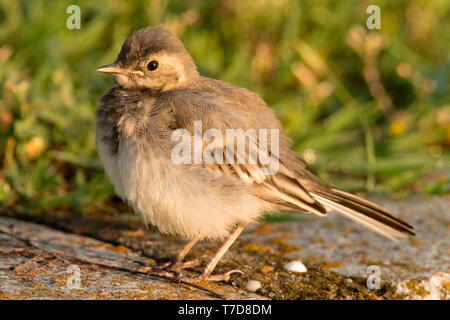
[147,60,159,71]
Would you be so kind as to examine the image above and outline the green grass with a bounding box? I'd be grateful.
[0,0,449,212]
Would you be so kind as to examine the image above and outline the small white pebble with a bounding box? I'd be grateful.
[245,280,262,292]
[284,260,307,273]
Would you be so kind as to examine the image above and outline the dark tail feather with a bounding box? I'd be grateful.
[310,188,415,242]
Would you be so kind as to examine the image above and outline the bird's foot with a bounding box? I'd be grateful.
[136,265,177,278]
[178,269,244,283]
[157,259,202,271]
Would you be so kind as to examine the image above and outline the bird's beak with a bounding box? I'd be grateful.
[96,64,127,75]
[96,64,144,76]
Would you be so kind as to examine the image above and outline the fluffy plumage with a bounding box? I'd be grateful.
[96,26,414,243]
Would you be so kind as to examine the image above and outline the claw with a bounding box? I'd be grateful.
[171,259,202,271]
[156,262,172,270]
[156,259,202,271]
[180,269,245,283]
[137,265,178,278]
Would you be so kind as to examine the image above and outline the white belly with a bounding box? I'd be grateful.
[96,137,266,240]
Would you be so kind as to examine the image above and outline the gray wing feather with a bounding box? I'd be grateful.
[165,90,327,216]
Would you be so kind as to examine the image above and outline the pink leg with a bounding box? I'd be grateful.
[176,238,198,262]
[158,238,200,270]
[182,223,247,282]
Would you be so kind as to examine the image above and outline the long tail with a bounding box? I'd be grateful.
[311,188,415,242]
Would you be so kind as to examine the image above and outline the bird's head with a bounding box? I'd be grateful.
[97,27,199,91]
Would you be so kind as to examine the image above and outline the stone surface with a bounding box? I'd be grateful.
[0,217,263,300]
[243,195,450,299]
[0,195,448,300]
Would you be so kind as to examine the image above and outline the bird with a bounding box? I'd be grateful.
[95,26,415,282]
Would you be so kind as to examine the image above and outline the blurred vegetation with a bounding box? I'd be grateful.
[0,0,449,214]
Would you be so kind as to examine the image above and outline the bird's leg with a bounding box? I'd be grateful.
[158,238,200,270]
[180,223,247,282]
[176,238,199,262]
[170,238,201,270]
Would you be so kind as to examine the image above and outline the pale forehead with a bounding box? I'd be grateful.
[150,52,182,63]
